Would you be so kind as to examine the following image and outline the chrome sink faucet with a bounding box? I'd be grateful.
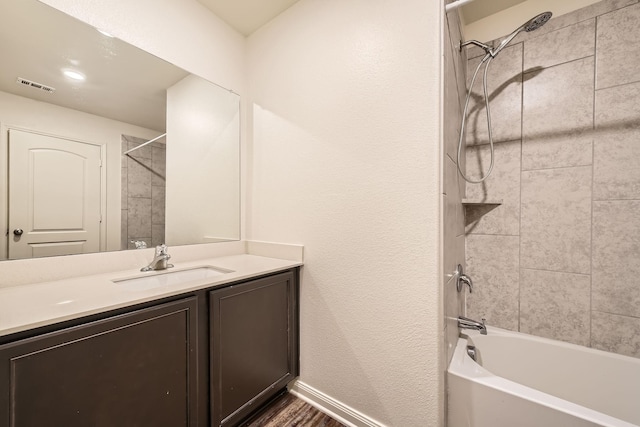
[458,316,487,335]
[141,244,174,272]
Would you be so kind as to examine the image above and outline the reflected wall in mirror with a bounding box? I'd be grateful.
[0,0,240,261]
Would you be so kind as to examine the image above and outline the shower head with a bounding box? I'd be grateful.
[490,11,553,58]
[523,11,553,32]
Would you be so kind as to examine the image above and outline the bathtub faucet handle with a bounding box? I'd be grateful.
[456,264,473,293]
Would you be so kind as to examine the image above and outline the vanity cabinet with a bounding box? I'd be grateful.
[209,271,299,427]
[0,268,299,427]
[0,297,198,427]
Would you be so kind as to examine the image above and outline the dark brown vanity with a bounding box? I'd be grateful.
[0,268,300,427]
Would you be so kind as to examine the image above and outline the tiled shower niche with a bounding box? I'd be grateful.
[464,0,640,358]
[121,134,166,250]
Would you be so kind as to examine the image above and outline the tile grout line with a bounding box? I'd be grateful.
[520,266,591,277]
[595,78,640,92]
[589,12,599,349]
[518,41,525,334]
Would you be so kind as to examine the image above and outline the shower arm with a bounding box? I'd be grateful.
[460,39,491,55]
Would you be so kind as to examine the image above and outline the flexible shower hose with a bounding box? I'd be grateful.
[456,54,495,184]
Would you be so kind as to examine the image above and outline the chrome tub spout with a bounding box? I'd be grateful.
[458,316,487,335]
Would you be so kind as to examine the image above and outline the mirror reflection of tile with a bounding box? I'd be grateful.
[121,135,166,250]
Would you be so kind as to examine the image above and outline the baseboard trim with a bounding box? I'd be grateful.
[288,380,386,427]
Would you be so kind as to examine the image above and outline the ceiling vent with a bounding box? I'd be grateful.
[16,77,56,94]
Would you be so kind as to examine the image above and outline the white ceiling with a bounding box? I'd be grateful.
[1,0,302,133]
[0,0,188,131]
[198,0,301,36]
[4,0,590,131]
[198,0,527,35]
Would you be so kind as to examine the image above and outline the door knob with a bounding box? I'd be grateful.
[13,229,23,236]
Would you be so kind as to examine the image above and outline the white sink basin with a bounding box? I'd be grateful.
[114,266,232,291]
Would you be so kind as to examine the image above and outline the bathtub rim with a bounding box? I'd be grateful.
[448,327,639,427]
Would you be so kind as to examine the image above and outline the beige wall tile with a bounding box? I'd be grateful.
[444,44,462,163]
[151,224,166,247]
[127,156,153,198]
[445,269,464,365]
[592,311,640,358]
[463,0,640,359]
[151,185,166,226]
[521,166,592,274]
[593,200,640,318]
[445,322,459,368]
[125,135,153,160]
[445,271,460,322]
[546,0,638,36]
[121,165,128,208]
[444,12,467,371]
[520,268,591,346]
[446,9,468,111]
[466,44,522,145]
[593,128,640,200]
[522,133,593,171]
[445,274,464,359]
[596,3,640,89]
[443,197,456,279]
[595,81,640,128]
[594,82,640,200]
[120,209,128,250]
[524,19,595,70]
[127,197,152,238]
[444,159,465,279]
[523,56,594,151]
[466,234,519,330]
[151,146,166,187]
[465,140,521,235]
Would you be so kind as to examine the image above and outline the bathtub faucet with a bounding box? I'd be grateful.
[456,264,473,293]
[458,316,487,335]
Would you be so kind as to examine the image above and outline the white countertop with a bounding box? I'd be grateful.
[0,253,302,338]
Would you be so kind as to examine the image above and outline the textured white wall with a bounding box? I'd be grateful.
[19,1,446,424]
[246,0,443,425]
[166,75,240,244]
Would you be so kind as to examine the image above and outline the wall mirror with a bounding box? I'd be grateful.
[0,0,240,261]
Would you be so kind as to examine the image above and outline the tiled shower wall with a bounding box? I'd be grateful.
[443,3,466,367]
[121,135,166,250]
[464,0,640,358]
[442,4,468,425]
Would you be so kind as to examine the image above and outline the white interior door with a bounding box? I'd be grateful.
[8,129,102,259]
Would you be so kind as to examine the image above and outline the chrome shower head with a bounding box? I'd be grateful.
[490,11,553,58]
[523,11,553,32]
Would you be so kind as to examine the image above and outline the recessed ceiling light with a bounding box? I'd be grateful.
[97,28,114,38]
[63,69,85,81]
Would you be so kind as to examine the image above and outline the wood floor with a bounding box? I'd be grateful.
[242,392,347,427]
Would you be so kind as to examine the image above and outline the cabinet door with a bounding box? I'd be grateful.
[210,271,299,427]
[0,297,198,427]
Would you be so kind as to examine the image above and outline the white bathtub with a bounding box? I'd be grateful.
[448,326,640,427]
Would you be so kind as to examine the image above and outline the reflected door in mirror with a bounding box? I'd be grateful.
[8,129,103,259]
